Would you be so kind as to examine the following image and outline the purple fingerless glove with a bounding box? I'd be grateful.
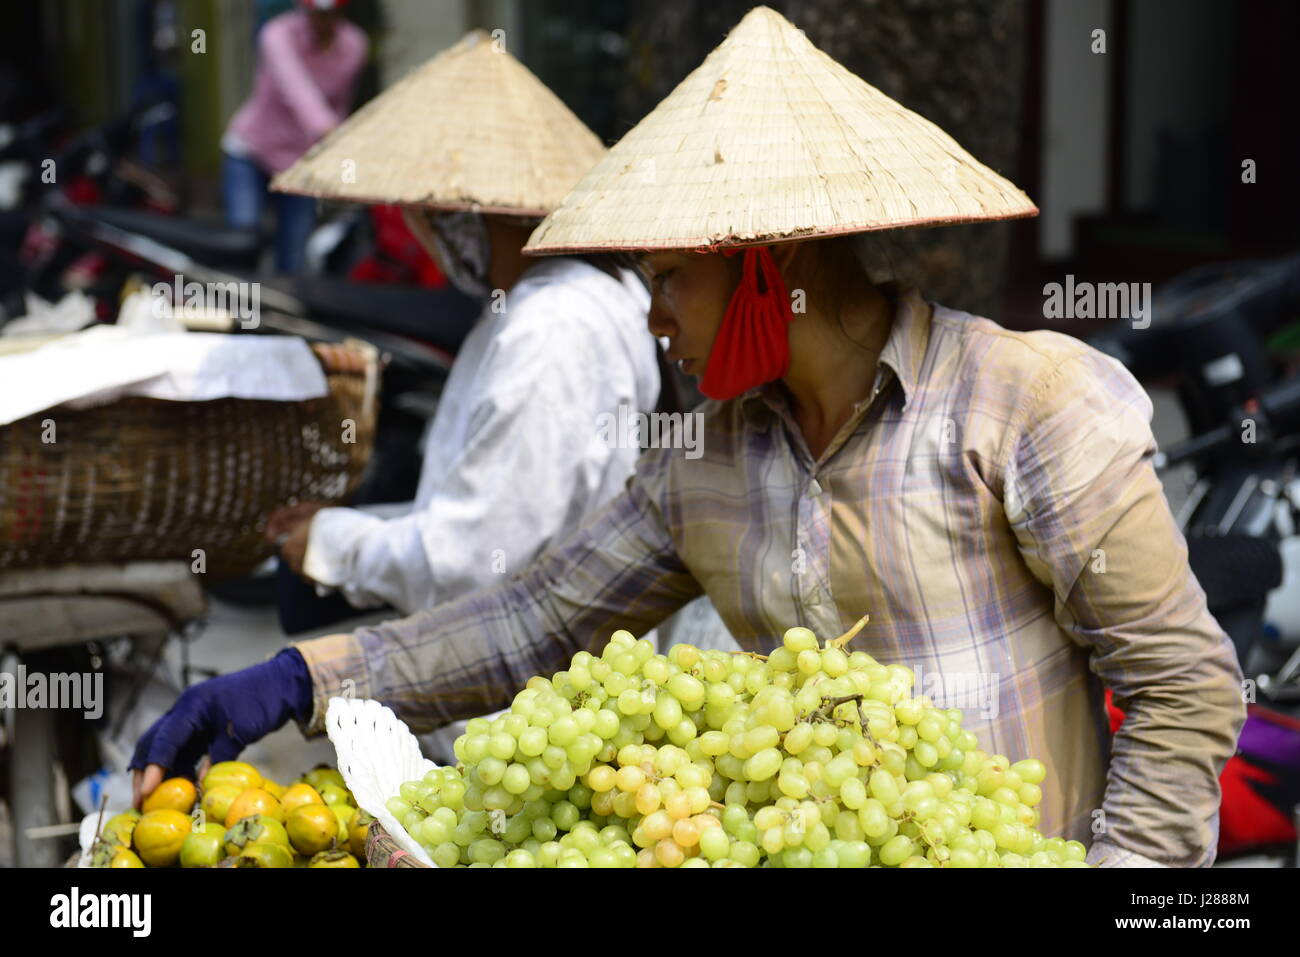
[129,648,314,778]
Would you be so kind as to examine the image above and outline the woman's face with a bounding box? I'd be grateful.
[638,251,736,378]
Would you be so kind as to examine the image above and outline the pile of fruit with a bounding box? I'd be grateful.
[387,620,1090,867]
[90,762,373,868]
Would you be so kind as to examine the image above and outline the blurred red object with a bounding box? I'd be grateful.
[1105,689,1299,858]
[348,205,447,288]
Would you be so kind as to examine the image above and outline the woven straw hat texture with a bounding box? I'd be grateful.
[525,6,1037,254]
[272,30,606,216]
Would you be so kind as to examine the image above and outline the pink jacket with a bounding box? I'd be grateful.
[226,10,368,175]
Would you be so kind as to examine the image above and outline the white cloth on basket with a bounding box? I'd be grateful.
[0,320,327,425]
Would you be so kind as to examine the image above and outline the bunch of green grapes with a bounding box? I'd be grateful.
[386,624,1089,867]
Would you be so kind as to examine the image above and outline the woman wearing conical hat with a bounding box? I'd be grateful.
[252,30,665,625]
[133,9,1242,868]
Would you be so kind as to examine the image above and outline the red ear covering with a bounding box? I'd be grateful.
[698,245,795,400]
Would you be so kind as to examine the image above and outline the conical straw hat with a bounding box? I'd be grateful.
[525,6,1037,254]
[271,30,606,216]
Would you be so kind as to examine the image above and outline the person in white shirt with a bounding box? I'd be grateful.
[267,211,659,616]
[262,32,739,710]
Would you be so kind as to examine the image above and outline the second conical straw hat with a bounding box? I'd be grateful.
[526,6,1037,254]
[271,30,606,216]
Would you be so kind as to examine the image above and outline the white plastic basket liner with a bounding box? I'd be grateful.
[326,696,440,867]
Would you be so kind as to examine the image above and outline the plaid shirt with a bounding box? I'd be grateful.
[296,285,1245,867]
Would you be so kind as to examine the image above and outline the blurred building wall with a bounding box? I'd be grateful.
[374,1,524,87]
[1039,0,1109,260]
[171,0,259,179]
[375,0,470,86]
[1124,0,1233,213]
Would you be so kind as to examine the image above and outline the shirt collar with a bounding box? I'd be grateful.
[875,283,933,413]
[740,283,933,427]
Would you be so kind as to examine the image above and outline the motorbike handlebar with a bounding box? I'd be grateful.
[1154,374,1300,470]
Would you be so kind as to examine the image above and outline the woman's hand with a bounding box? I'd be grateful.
[265,502,327,578]
[265,501,326,541]
[129,649,314,808]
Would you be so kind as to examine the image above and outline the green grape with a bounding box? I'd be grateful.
[823,753,856,788]
[760,827,786,855]
[668,719,698,747]
[502,814,532,845]
[744,747,782,781]
[794,686,822,715]
[913,741,939,768]
[1010,758,1046,784]
[699,827,730,861]
[431,841,460,868]
[667,673,706,710]
[642,658,669,686]
[512,726,544,757]
[501,763,531,795]
[783,722,814,755]
[840,777,867,809]
[390,630,1078,868]
[548,716,580,746]
[916,713,945,742]
[592,709,620,739]
[893,699,922,725]
[599,824,630,845]
[550,800,580,832]
[476,756,506,786]
[744,725,780,753]
[878,835,914,866]
[784,846,814,868]
[783,627,818,652]
[869,769,901,805]
[652,694,682,730]
[417,817,450,846]
[699,657,727,683]
[810,846,839,868]
[879,747,907,777]
[678,767,711,798]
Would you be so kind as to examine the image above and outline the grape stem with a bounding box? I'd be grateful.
[815,693,865,722]
[850,698,874,743]
[827,614,870,650]
[93,793,108,844]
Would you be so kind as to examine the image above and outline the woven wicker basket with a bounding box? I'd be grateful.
[0,341,378,581]
[366,821,431,868]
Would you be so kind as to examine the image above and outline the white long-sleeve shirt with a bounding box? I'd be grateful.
[302,256,659,614]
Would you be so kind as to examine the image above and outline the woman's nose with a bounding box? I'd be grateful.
[646,297,677,339]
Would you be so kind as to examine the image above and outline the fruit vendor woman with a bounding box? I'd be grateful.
[133,8,1245,868]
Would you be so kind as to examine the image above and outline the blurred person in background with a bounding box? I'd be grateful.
[258,33,662,633]
[221,0,367,272]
